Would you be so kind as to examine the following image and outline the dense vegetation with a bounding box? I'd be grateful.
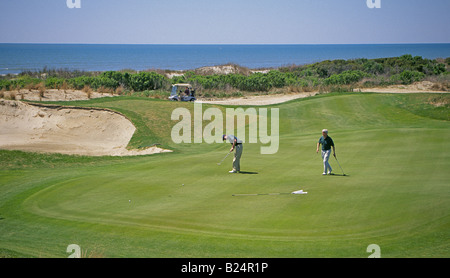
[1,55,449,97]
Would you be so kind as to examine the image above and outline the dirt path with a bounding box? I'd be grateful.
[354,81,448,94]
[199,92,317,106]
[200,81,448,106]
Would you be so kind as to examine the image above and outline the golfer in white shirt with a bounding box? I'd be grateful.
[223,134,243,173]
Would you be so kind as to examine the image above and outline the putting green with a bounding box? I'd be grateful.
[0,93,449,258]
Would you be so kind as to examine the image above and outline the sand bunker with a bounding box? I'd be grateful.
[0,100,171,156]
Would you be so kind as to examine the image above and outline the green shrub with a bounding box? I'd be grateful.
[316,67,329,78]
[266,70,286,88]
[0,79,12,90]
[100,71,131,88]
[324,70,366,85]
[68,76,96,90]
[363,60,384,75]
[432,63,446,75]
[44,77,65,89]
[91,76,119,90]
[391,70,425,85]
[171,75,186,84]
[129,72,170,91]
[7,77,41,90]
[244,73,271,91]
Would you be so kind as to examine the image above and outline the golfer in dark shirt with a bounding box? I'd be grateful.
[316,129,336,175]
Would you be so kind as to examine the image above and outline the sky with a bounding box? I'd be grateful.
[0,0,449,44]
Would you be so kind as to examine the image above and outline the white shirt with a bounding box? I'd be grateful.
[226,135,242,144]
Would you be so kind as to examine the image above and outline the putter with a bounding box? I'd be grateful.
[334,155,347,176]
[217,151,231,166]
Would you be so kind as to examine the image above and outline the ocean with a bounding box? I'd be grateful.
[1,43,449,75]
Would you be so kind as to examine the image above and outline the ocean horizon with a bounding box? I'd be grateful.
[1,43,450,75]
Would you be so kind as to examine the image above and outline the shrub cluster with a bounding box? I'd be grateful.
[173,70,297,92]
[283,55,447,77]
[1,55,448,94]
[171,55,448,92]
[0,71,171,92]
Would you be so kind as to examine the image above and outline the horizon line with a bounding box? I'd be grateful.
[1,42,450,46]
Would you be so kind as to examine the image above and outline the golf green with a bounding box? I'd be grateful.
[0,93,449,258]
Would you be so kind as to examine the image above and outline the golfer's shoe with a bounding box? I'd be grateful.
[322,172,327,175]
[229,170,238,173]
[328,171,333,175]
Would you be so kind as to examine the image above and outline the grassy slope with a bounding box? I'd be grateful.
[0,93,449,258]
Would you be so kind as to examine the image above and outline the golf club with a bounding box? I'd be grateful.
[217,151,231,165]
[334,155,347,176]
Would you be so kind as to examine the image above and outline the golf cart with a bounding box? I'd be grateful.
[169,83,196,102]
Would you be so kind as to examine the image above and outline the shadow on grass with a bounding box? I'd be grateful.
[239,171,259,175]
[329,173,350,177]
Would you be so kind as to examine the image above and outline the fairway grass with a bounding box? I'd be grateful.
[0,93,449,258]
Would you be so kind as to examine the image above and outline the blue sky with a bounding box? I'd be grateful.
[0,0,449,44]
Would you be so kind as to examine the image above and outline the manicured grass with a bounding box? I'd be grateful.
[1,93,449,257]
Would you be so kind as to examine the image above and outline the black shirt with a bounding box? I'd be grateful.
[318,136,334,151]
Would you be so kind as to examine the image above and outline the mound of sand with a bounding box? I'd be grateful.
[165,64,270,79]
[0,100,171,156]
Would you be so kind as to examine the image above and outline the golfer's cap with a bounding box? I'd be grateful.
[222,135,226,140]
[322,129,328,134]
